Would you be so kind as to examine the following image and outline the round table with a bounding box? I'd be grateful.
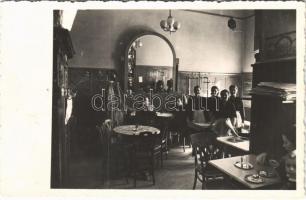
[113,125,160,136]
[156,112,174,118]
[192,122,211,129]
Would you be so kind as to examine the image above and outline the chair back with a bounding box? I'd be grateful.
[135,111,157,126]
[190,133,222,170]
[96,119,115,148]
[135,131,158,152]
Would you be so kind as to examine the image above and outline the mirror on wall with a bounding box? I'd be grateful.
[124,33,177,94]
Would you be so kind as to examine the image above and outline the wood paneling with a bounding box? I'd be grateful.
[134,65,173,91]
[177,71,242,96]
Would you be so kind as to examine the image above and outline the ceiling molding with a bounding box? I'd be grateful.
[183,10,255,20]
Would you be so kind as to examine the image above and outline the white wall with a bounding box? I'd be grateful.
[69,10,254,73]
[242,15,255,73]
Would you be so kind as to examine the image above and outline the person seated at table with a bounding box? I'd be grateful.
[256,125,296,189]
[228,85,245,131]
[166,79,174,93]
[186,85,209,131]
[211,89,239,137]
[155,80,166,93]
[206,85,220,123]
[135,97,156,126]
[143,83,154,94]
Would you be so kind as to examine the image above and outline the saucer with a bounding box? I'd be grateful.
[245,174,265,184]
[258,170,277,178]
[234,161,254,170]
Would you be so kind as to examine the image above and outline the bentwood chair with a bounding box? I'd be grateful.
[135,111,167,168]
[190,133,224,189]
[96,119,130,186]
[131,131,159,187]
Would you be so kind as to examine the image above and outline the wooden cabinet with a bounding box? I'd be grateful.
[250,10,296,156]
[251,58,296,87]
[250,94,295,156]
[250,58,296,156]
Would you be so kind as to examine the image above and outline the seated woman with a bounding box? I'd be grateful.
[256,125,296,189]
[211,89,239,137]
[166,79,174,93]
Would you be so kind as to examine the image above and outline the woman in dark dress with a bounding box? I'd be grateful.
[211,89,239,137]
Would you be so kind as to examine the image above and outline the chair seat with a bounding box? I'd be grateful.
[196,165,223,176]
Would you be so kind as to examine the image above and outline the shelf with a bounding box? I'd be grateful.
[252,56,296,66]
[282,100,295,104]
[242,96,252,100]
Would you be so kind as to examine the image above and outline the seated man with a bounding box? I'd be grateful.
[135,97,156,126]
[211,89,239,137]
[206,85,220,122]
[155,80,166,93]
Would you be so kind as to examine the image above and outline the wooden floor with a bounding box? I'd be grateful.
[67,144,209,189]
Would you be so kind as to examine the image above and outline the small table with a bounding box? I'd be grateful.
[113,125,160,136]
[209,154,281,189]
[217,136,250,152]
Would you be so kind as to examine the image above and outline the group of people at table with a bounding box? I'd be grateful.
[135,84,246,137]
[129,83,296,189]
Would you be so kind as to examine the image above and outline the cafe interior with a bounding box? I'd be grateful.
[52,9,297,190]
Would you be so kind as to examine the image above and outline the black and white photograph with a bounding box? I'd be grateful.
[0,1,305,199]
[52,8,298,190]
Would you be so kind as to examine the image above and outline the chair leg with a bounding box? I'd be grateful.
[193,171,198,189]
[132,151,137,188]
[165,147,168,160]
[160,149,163,168]
[101,158,105,186]
[202,176,207,189]
[151,156,155,185]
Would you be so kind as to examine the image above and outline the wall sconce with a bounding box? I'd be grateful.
[132,39,143,48]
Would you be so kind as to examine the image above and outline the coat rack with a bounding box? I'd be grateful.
[186,73,210,96]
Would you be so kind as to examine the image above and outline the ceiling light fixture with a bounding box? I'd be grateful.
[160,10,181,34]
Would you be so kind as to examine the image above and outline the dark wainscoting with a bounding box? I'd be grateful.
[177,71,242,96]
[68,67,118,94]
[134,65,173,90]
[68,67,252,122]
[241,72,253,121]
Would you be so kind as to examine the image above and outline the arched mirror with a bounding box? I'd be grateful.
[124,32,177,94]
